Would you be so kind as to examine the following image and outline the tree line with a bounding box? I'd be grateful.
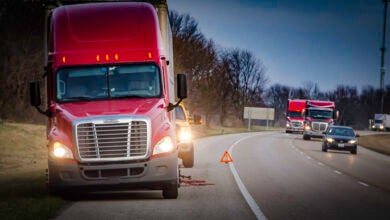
[0,1,388,130]
[169,10,390,129]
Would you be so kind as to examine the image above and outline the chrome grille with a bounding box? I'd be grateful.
[312,122,327,132]
[291,121,303,128]
[75,119,149,162]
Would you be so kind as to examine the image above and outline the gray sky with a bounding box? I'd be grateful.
[167,0,388,92]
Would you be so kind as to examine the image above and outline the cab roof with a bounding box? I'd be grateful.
[50,2,163,68]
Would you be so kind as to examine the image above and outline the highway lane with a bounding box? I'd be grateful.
[55,133,259,220]
[233,131,390,220]
[55,131,390,220]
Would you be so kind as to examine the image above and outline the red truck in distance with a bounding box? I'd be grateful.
[285,99,306,133]
[29,2,186,199]
[302,100,339,140]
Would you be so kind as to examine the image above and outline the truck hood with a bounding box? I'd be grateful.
[55,99,165,120]
[287,117,304,121]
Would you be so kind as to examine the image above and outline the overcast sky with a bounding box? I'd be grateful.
[167,0,389,92]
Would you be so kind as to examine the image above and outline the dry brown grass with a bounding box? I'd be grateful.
[359,134,390,156]
[0,122,64,219]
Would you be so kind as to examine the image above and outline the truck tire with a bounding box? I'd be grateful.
[303,134,310,140]
[163,182,178,199]
[182,146,194,168]
[351,148,357,154]
[322,144,327,152]
[286,130,292,133]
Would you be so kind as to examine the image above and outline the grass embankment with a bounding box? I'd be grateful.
[0,123,65,220]
[359,134,390,156]
[191,124,283,139]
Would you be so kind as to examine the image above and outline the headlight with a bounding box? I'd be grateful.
[305,125,311,130]
[326,138,334,143]
[52,142,74,159]
[380,125,384,129]
[372,125,375,128]
[153,136,174,155]
[179,126,192,142]
[286,123,290,128]
[348,139,357,144]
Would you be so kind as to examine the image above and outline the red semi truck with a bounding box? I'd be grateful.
[303,100,339,140]
[285,99,306,133]
[29,1,186,199]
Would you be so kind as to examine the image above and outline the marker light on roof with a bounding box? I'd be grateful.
[105,54,109,61]
[148,52,152,59]
[96,54,100,61]
[115,53,119,61]
[62,56,66,63]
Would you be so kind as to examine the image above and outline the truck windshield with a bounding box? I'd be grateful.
[56,64,161,102]
[374,120,383,123]
[307,109,333,119]
[288,111,302,118]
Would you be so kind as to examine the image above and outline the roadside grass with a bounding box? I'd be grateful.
[191,124,284,139]
[0,123,65,220]
[359,134,390,156]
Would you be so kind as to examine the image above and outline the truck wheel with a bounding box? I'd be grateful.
[303,134,310,140]
[182,146,194,168]
[163,183,178,199]
[351,148,357,154]
[322,144,327,152]
[286,130,291,133]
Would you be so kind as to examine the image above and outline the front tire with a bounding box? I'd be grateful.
[322,144,327,152]
[182,145,194,168]
[163,182,178,199]
[351,147,357,154]
[303,134,310,140]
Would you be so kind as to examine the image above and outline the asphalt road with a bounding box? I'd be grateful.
[55,132,390,220]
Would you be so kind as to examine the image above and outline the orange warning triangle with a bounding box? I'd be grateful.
[220,150,233,163]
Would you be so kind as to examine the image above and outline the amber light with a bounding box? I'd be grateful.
[148,52,152,59]
[96,55,100,61]
[62,56,66,63]
[105,54,109,61]
[114,53,119,61]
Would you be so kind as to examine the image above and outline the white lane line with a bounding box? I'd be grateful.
[334,170,343,175]
[318,162,324,166]
[229,135,268,220]
[358,181,370,187]
[306,156,312,160]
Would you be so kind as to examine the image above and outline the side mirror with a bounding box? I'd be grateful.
[30,81,41,107]
[29,81,51,117]
[334,110,340,119]
[177,73,187,99]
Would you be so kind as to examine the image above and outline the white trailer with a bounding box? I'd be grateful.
[372,114,390,131]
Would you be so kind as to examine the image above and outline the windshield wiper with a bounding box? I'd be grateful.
[111,95,152,99]
[62,96,94,101]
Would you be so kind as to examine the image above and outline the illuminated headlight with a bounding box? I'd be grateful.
[305,125,311,130]
[286,123,290,128]
[348,140,357,144]
[372,125,375,128]
[326,138,334,143]
[153,136,174,155]
[179,127,192,142]
[380,125,384,129]
[52,142,74,159]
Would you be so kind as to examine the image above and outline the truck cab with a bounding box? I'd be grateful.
[30,2,185,199]
[286,99,306,133]
[303,100,338,140]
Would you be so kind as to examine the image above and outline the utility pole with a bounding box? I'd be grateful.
[380,0,389,113]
